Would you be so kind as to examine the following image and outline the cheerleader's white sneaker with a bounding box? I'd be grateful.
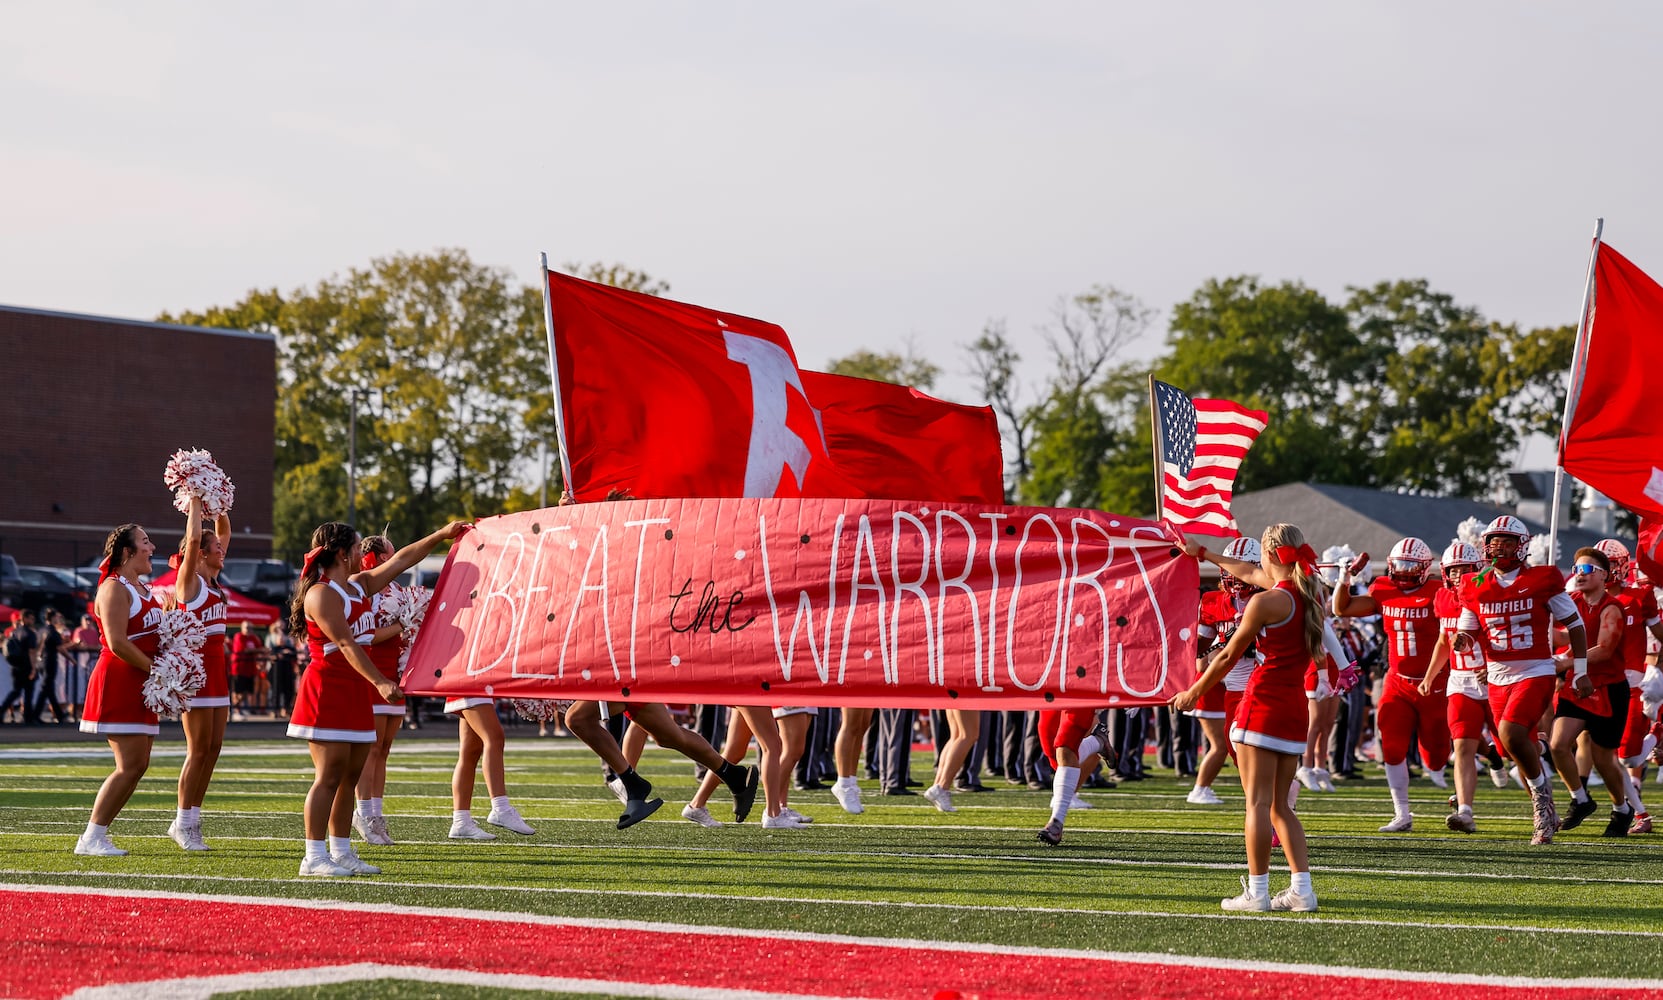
[486,805,536,836]
[74,833,127,857]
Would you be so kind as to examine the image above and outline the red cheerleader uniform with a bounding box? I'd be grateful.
[367,590,406,718]
[180,579,230,709]
[1230,581,1311,755]
[287,580,377,743]
[81,579,165,736]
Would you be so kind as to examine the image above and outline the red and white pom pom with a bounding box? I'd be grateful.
[142,609,210,717]
[163,448,236,517]
[381,585,433,676]
[510,699,568,723]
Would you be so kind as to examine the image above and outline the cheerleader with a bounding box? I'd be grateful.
[288,518,468,877]
[76,524,163,856]
[681,706,792,828]
[1171,524,1326,913]
[169,497,232,851]
[352,535,408,847]
[444,697,536,839]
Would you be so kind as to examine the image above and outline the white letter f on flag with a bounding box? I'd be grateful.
[725,331,826,498]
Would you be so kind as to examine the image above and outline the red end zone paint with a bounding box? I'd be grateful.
[3,889,1661,1000]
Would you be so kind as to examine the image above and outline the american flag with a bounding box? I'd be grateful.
[1151,379,1268,537]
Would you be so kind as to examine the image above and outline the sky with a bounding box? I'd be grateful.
[5,2,1661,468]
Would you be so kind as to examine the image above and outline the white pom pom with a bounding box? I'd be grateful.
[1527,535,1556,567]
[163,448,236,517]
[509,699,566,723]
[143,609,209,718]
[1456,517,1486,551]
[379,584,433,676]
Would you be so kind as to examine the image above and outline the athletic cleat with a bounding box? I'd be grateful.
[779,806,813,824]
[1632,813,1653,835]
[1036,819,1064,846]
[1446,811,1476,834]
[922,785,956,813]
[366,815,394,846]
[681,804,722,827]
[1490,765,1513,788]
[1087,717,1113,761]
[618,796,664,829]
[487,805,537,836]
[1186,785,1222,805]
[331,850,381,875]
[448,818,498,841]
[1530,802,1558,845]
[730,765,761,824]
[1270,885,1318,912]
[1562,797,1599,831]
[167,821,209,852]
[1604,808,1635,838]
[830,780,864,815]
[1221,877,1271,912]
[1378,815,1413,833]
[298,855,354,877]
[1067,794,1092,811]
[74,833,128,857]
[1447,794,1458,809]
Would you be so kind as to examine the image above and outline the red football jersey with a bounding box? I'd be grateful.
[1613,585,1660,679]
[1434,587,1484,675]
[1460,565,1569,680]
[1572,591,1628,687]
[1368,577,1443,680]
[1198,590,1246,654]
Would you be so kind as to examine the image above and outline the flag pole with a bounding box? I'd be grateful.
[1547,217,1604,566]
[1147,374,1165,521]
[539,252,576,500]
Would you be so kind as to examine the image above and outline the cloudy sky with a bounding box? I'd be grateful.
[5,2,1660,455]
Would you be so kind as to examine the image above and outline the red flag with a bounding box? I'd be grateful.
[546,271,849,502]
[802,371,1004,505]
[1561,245,1663,519]
[1637,517,1663,585]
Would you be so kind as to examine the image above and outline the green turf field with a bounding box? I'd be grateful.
[4,739,1661,985]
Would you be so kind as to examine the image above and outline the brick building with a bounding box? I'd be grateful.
[1,304,275,568]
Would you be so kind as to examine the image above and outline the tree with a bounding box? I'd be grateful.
[823,342,940,389]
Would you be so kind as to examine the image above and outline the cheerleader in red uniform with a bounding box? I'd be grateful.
[169,497,233,851]
[76,524,164,856]
[288,518,468,877]
[1172,523,1327,913]
[352,535,409,847]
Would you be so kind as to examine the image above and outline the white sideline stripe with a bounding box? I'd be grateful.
[0,741,598,761]
[4,871,1660,939]
[14,883,1663,990]
[4,829,1659,886]
[65,963,864,1000]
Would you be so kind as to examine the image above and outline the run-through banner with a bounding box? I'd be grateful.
[401,498,1200,709]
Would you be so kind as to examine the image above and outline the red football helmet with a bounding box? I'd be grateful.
[1482,515,1531,569]
[1596,539,1632,585]
[1440,540,1482,587]
[1387,537,1435,588]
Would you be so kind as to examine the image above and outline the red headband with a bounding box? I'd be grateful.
[97,555,115,585]
[168,553,182,571]
[301,547,325,577]
[1274,543,1318,575]
[360,549,381,570]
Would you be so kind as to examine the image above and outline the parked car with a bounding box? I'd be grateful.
[0,555,21,607]
[217,558,298,607]
[17,566,92,619]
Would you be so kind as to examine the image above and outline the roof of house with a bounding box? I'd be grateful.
[1228,482,1618,568]
[0,303,271,342]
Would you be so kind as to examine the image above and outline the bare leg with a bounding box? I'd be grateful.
[628,703,727,772]
[303,741,352,841]
[1550,716,1589,798]
[1452,737,1479,808]
[563,701,632,774]
[91,735,152,826]
[178,706,228,809]
[453,716,484,811]
[932,710,979,789]
[691,710,755,810]
[462,704,508,800]
[329,743,373,838]
[621,721,649,769]
[356,714,400,801]
[776,713,812,808]
[836,707,874,778]
[1195,716,1229,789]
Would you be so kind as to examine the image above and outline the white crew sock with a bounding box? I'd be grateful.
[1077,734,1104,760]
[1572,786,1591,804]
[490,795,511,813]
[1530,768,1550,790]
[371,797,384,818]
[188,806,201,824]
[839,775,858,788]
[84,822,108,840]
[1458,803,1473,817]
[453,809,472,824]
[1247,872,1270,897]
[1286,778,1299,810]
[1050,766,1080,824]
[1290,870,1312,894]
[304,839,329,861]
[1385,761,1411,818]
[328,835,352,856]
[356,798,374,817]
[1625,771,1647,815]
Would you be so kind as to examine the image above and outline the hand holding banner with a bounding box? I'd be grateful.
[403,497,1199,710]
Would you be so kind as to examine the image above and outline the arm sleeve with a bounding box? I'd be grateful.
[1321,620,1348,666]
[1458,609,1479,629]
[1547,591,1579,622]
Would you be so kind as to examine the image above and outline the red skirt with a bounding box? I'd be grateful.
[188,635,230,709]
[1231,667,1308,755]
[80,649,159,736]
[287,661,375,743]
[1190,683,1227,719]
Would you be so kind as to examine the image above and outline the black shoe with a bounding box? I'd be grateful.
[954,781,993,793]
[1604,808,1635,838]
[1087,718,1117,770]
[882,787,917,796]
[1482,743,1505,771]
[617,797,664,830]
[1083,773,1117,790]
[728,765,760,823]
[905,779,923,788]
[1342,770,1367,780]
[1036,819,1063,846]
[794,779,829,791]
[1562,796,1600,831]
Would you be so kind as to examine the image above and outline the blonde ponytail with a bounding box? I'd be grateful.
[1262,523,1328,662]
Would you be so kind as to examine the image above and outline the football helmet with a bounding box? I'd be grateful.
[1482,515,1531,569]
[1387,537,1435,587]
[1596,539,1632,585]
[1219,536,1262,599]
[1440,541,1482,587]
